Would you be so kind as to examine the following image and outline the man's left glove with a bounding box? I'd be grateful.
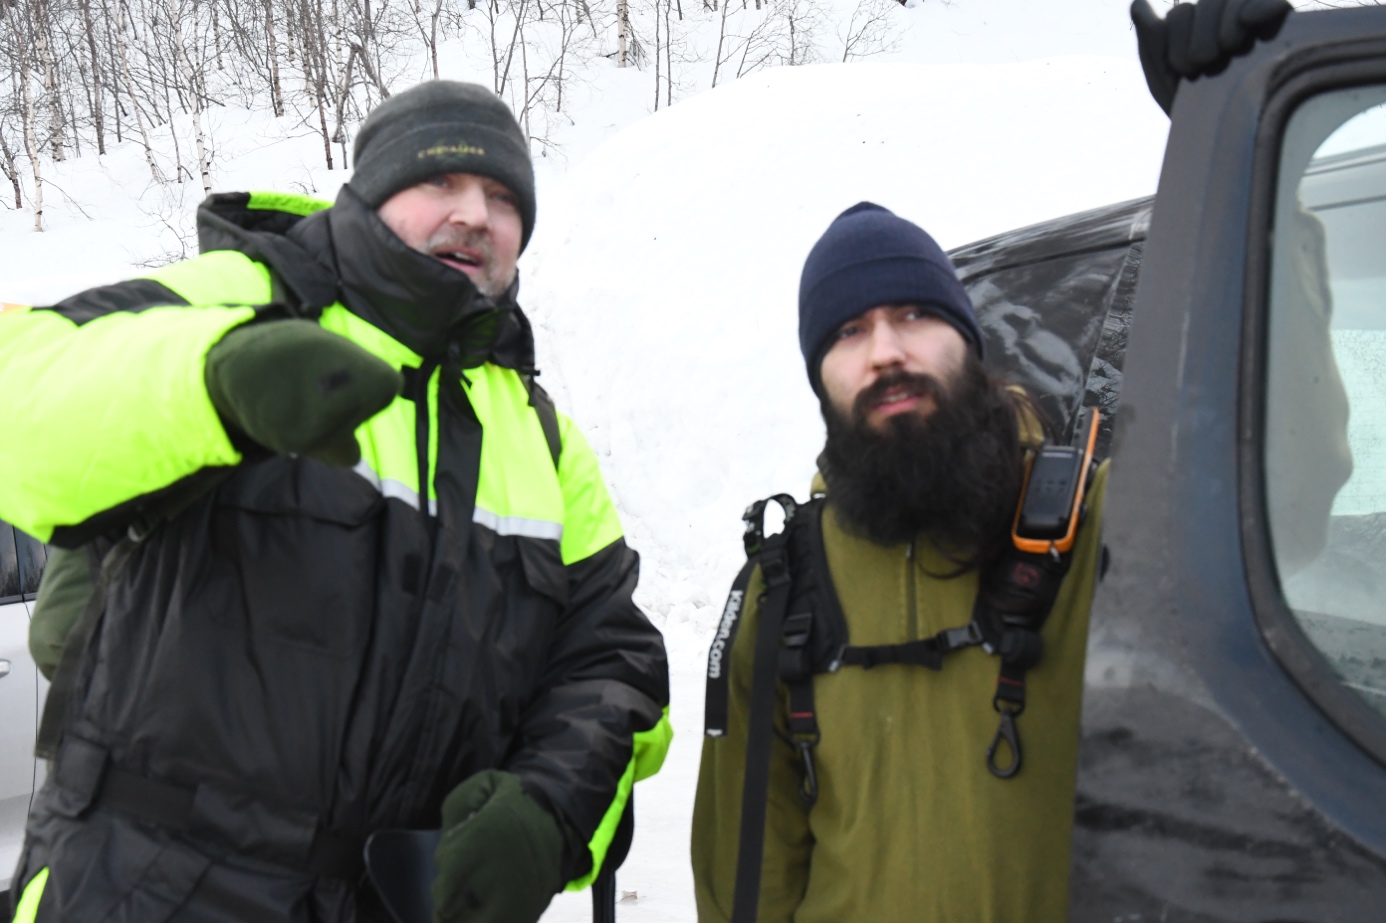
[432,770,571,923]
[1132,0,1293,115]
[205,319,402,467]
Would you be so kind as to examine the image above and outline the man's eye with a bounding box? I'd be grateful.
[489,190,517,208]
[427,177,451,189]
[836,325,861,341]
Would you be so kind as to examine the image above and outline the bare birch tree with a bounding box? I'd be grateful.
[300,0,334,168]
[79,0,108,153]
[166,0,212,194]
[617,0,628,66]
[0,107,24,208]
[117,0,166,181]
[4,0,44,229]
[409,0,448,78]
[265,0,285,114]
[32,0,67,161]
[839,0,899,62]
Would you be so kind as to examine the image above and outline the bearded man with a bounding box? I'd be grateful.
[0,81,670,923]
[690,202,1109,922]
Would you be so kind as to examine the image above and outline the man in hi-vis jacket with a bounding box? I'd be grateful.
[0,81,671,923]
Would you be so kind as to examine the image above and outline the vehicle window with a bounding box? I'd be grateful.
[0,522,19,604]
[966,245,1133,445]
[15,529,46,599]
[1266,87,1386,715]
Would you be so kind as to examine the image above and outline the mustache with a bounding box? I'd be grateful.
[852,370,947,425]
[424,227,494,264]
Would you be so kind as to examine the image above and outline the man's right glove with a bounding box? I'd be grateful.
[205,319,402,467]
[432,770,570,923]
[1132,0,1294,115]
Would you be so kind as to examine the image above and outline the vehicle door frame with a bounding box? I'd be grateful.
[1092,5,1386,858]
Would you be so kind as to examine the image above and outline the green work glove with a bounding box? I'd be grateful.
[205,320,401,467]
[433,770,568,923]
[1131,0,1292,115]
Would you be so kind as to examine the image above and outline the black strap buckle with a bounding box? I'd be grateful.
[938,620,985,653]
[781,611,812,649]
[760,550,790,586]
[999,628,1044,671]
[778,612,814,682]
[986,708,1023,779]
[794,739,819,807]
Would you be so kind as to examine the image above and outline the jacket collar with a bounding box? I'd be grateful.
[286,186,536,369]
[320,185,508,362]
[195,187,538,371]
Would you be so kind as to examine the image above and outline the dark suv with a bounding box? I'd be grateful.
[946,10,1386,918]
[949,194,1151,460]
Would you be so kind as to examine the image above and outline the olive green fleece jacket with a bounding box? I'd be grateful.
[691,462,1109,923]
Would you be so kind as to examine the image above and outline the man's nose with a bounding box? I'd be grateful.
[447,181,490,228]
[867,321,907,368]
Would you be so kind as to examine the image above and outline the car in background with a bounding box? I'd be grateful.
[0,522,44,895]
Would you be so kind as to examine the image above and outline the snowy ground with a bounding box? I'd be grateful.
[1,2,1172,920]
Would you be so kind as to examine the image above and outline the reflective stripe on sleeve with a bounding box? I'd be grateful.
[351,460,438,515]
[472,506,564,541]
[564,708,674,892]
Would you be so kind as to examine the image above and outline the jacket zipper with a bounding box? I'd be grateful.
[401,359,442,816]
[906,539,918,639]
[412,360,439,523]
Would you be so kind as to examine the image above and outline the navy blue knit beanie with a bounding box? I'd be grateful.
[799,202,983,394]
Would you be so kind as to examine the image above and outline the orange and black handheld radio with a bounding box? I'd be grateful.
[1012,407,1101,555]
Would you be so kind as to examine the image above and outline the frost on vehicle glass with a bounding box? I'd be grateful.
[1267,86,1386,715]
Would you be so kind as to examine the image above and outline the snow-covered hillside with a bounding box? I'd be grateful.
[1,1,1174,920]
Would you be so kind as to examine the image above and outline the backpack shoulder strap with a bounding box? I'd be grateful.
[703,495,836,740]
[729,494,798,923]
[776,496,836,806]
[703,556,758,740]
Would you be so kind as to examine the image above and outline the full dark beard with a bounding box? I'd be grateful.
[819,356,1030,566]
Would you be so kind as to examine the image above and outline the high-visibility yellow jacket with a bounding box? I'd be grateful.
[1,187,671,922]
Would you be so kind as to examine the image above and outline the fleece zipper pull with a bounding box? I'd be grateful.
[906,539,919,640]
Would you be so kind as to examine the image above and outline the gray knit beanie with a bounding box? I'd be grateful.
[349,81,537,250]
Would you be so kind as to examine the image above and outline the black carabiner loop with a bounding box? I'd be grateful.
[986,710,1023,779]
[796,740,820,807]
